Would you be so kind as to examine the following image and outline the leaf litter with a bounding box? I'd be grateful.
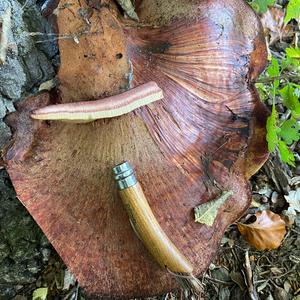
[237,210,287,250]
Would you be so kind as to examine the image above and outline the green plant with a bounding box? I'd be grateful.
[249,0,300,166]
[284,0,300,23]
[249,0,300,17]
[250,0,276,13]
[258,48,300,166]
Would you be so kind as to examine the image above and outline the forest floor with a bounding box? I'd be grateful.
[0,1,299,300]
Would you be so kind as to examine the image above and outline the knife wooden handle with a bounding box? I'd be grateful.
[113,162,193,274]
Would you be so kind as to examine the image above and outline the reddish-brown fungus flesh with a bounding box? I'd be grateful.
[4,0,269,297]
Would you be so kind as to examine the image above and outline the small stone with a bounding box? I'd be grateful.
[271,191,279,203]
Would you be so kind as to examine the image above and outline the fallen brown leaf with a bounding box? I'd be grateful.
[260,7,293,45]
[238,210,286,250]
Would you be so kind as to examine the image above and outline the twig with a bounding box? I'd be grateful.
[204,275,234,286]
[255,75,300,84]
[27,30,101,44]
[254,279,270,285]
[62,281,79,300]
[0,7,11,64]
[244,250,258,300]
[21,0,31,11]
[73,282,79,300]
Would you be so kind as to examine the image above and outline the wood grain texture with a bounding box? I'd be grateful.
[4,0,269,298]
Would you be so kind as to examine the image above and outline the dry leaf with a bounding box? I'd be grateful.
[284,188,300,213]
[38,79,56,92]
[260,7,293,45]
[283,188,300,225]
[32,288,48,300]
[194,191,233,226]
[238,210,286,250]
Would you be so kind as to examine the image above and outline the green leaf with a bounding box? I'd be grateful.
[281,56,300,70]
[266,104,280,152]
[267,58,280,89]
[278,119,300,145]
[279,84,300,117]
[194,191,233,226]
[286,47,300,59]
[290,82,300,89]
[267,57,280,77]
[278,140,296,167]
[32,288,48,300]
[284,0,300,23]
[255,82,269,101]
[250,0,276,13]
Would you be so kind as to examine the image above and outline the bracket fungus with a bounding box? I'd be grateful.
[4,0,269,298]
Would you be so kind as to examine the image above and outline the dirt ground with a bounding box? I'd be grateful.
[0,0,299,299]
